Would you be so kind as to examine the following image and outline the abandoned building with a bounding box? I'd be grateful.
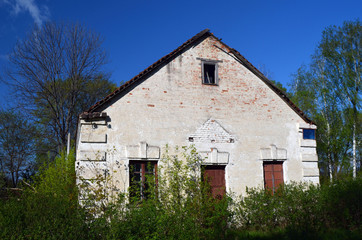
[75,29,319,199]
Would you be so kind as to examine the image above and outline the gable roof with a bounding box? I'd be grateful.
[85,29,314,124]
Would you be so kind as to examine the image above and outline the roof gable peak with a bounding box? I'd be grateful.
[85,29,314,124]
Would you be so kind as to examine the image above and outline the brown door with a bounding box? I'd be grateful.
[263,161,283,194]
[203,165,226,199]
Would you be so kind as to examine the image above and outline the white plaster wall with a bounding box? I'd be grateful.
[76,36,319,197]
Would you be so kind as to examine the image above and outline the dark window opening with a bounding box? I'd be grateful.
[263,161,283,195]
[303,129,316,140]
[203,62,218,85]
[129,161,157,201]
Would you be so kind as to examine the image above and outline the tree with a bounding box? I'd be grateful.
[0,110,37,187]
[291,20,361,180]
[258,64,290,95]
[318,20,361,178]
[5,22,116,153]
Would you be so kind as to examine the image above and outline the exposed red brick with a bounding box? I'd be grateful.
[147,104,155,107]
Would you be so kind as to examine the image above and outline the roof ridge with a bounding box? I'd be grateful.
[86,28,211,113]
[84,29,314,124]
[208,34,313,124]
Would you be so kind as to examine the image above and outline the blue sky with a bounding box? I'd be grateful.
[0,0,361,106]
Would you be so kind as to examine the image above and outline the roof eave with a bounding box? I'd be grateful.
[87,29,212,113]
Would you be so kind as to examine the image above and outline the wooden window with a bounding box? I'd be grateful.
[263,161,283,194]
[129,161,157,200]
[202,165,225,199]
[303,129,316,140]
[202,61,218,85]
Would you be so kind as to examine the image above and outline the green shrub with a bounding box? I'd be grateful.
[321,176,362,231]
[0,147,361,239]
[34,150,77,200]
[235,177,362,236]
[107,145,233,240]
[0,150,98,240]
[236,182,322,232]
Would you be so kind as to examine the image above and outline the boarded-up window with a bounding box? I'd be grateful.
[263,161,283,194]
[203,165,225,199]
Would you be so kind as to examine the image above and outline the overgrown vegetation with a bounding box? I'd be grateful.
[0,18,360,239]
[0,147,361,239]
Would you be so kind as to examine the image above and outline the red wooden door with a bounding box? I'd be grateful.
[203,165,225,199]
[263,161,283,194]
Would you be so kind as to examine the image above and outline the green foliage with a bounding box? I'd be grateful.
[236,183,322,232]
[0,193,90,240]
[34,150,77,201]
[321,177,362,230]
[290,19,361,180]
[0,147,361,239]
[0,150,94,240]
[107,145,233,240]
[270,80,289,96]
[234,177,362,236]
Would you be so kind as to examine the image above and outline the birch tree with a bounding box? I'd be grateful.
[291,61,351,181]
[319,20,361,178]
[291,20,361,180]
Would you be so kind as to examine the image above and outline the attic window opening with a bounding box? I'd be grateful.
[202,61,218,85]
[303,129,316,140]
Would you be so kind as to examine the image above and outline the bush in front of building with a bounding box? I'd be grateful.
[0,146,361,239]
[233,176,361,237]
[235,182,322,232]
[107,145,233,240]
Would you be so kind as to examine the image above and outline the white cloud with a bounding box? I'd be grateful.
[2,0,49,26]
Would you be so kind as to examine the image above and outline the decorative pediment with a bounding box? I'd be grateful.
[189,119,234,143]
[260,144,287,160]
[126,142,160,159]
[199,148,229,165]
